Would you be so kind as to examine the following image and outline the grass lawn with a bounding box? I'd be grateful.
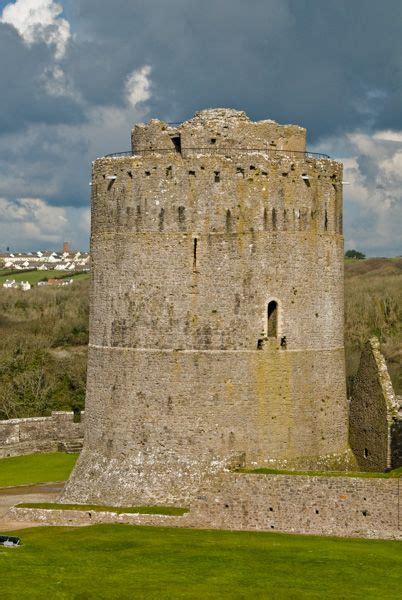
[0,453,78,488]
[238,467,402,478]
[18,502,188,516]
[0,269,89,285]
[0,524,401,599]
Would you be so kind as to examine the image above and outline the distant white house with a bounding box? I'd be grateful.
[3,279,17,288]
[3,279,31,291]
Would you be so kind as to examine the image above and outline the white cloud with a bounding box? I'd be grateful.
[0,0,71,59]
[40,65,79,99]
[0,63,153,251]
[0,197,89,249]
[312,130,402,256]
[126,65,152,108]
[373,130,402,142]
[341,133,402,255]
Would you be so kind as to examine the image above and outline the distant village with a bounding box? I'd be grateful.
[0,242,90,291]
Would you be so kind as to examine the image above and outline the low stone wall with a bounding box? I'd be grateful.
[7,473,402,540]
[0,412,84,458]
[192,473,402,539]
[7,506,192,528]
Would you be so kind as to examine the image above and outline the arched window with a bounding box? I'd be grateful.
[267,301,278,337]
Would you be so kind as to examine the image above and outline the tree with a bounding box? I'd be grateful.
[345,249,366,260]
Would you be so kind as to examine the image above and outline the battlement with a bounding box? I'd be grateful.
[131,108,307,156]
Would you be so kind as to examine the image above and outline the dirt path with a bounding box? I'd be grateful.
[0,482,65,532]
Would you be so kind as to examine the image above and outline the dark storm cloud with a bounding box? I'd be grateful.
[0,22,83,133]
[0,0,401,253]
[2,0,402,139]
[65,0,402,141]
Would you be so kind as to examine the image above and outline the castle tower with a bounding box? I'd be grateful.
[64,109,354,506]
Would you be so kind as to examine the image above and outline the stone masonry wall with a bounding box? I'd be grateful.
[349,337,400,470]
[12,473,402,540]
[0,411,84,458]
[192,473,402,539]
[64,109,353,506]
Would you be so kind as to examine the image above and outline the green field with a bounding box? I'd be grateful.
[0,524,401,599]
[18,502,188,515]
[0,453,78,488]
[0,269,89,285]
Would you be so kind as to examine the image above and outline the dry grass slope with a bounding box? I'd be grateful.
[345,257,402,394]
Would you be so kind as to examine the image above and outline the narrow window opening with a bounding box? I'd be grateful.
[158,208,165,232]
[315,509,319,515]
[73,407,81,423]
[324,209,328,231]
[211,138,216,144]
[166,166,172,179]
[364,448,369,458]
[171,135,181,153]
[214,171,220,183]
[267,301,278,338]
[272,208,277,231]
[263,208,268,231]
[178,206,185,223]
[193,237,198,269]
[226,209,232,233]
[283,209,288,230]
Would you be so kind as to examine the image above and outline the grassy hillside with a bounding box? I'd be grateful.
[0,258,400,419]
[0,280,88,419]
[344,257,402,395]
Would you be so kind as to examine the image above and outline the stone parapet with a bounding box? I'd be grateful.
[0,412,84,458]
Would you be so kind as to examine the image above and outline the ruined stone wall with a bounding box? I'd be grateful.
[64,109,352,506]
[193,473,402,539]
[132,108,306,154]
[15,473,402,540]
[0,412,84,458]
[349,337,400,470]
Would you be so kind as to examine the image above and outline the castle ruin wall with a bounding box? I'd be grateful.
[0,412,84,458]
[349,337,401,471]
